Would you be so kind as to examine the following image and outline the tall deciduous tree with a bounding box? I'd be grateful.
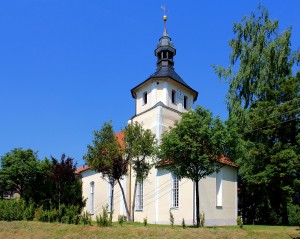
[215,5,300,224]
[159,106,229,227]
[84,121,130,219]
[124,121,156,222]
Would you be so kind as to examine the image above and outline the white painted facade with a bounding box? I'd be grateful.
[78,27,238,226]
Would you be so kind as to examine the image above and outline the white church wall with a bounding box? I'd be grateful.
[81,169,126,221]
[199,166,238,226]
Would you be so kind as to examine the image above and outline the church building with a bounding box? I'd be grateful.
[76,14,238,226]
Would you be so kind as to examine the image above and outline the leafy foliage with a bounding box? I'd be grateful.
[159,106,230,227]
[84,121,130,219]
[96,205,112,227]
[49,154,84,210]
[0,148,39,199]
[215,5,300,224]
[124,121,156,221]
[0,149,85,213]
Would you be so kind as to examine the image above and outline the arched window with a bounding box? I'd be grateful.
[171,174,179,208]
[90,181,95,214]
[108,181,113,212]
[216,169,223,207]
[136,180,143,211]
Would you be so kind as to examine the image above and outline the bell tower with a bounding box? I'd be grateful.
[130,13,198,139]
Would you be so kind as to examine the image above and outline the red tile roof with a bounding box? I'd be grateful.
[156,155,238,168]
[75,165,90,174]
[219,156,238,168]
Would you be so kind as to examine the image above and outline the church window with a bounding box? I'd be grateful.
[216,169,223,207]
[136,180,143,211]
[90,181,95,214]
[108,180,113,212]
[171,90,176,104]
[184,96,188,109]
[143,92,148,105]
[171,174,179,208]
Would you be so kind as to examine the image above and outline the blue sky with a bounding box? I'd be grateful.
[0,0,299,167]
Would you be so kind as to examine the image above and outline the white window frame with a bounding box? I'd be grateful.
[171,174,179,208]
[108,181,113,212]
[135,180,143,211]
[216,169,223,207]
[90,181,95,214]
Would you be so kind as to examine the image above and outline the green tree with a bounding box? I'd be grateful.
[215,5,300,224]
[159,106,228,227]
[0,148,39,200]
[124,121,156,222]
[84,121,130,219]
[49,154,84,210]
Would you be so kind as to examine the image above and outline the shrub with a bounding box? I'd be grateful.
[96,205,112,227]
[65,205,80,224]
[169,210,174,228]
[0,199,26,221]
[182,218,186,229]
[118,215,125,226]
[40,209,49,222]
[143,217,147,227]
[48,208,58,223]
[288,203,300,226]
[58,204,67,222]
[236,216,243,228]
[80,211,91,225]
[23,200,35,221]
[34,206,43,221]
[200,211,205,227]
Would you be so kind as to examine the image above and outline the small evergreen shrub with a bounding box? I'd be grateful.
[200,211,205,227]
[0,199,27,221]
[236,216,243,229]
[143,216,147,227]
[23,200,35,221]
[118,215,125,226]
[80,211,92,225]
[96,205,112,227]
[40,209,49,222]
[48,208,58,223]
[34,206,43,221]
[169,210,174,228]
[58,204,67,222]
[182,218,186,229]
[288,203,300,226]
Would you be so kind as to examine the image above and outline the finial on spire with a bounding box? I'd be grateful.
[161,5,168,33]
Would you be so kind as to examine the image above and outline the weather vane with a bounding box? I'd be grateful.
[161,5,168,32]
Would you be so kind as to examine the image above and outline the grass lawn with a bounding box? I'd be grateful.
[0,221,299,239]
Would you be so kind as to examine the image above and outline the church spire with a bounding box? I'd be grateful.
[154,7,176,69]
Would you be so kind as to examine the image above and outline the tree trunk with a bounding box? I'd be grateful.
[131,177,138,222]
[195,179,200,227]
[117,179,131,221]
